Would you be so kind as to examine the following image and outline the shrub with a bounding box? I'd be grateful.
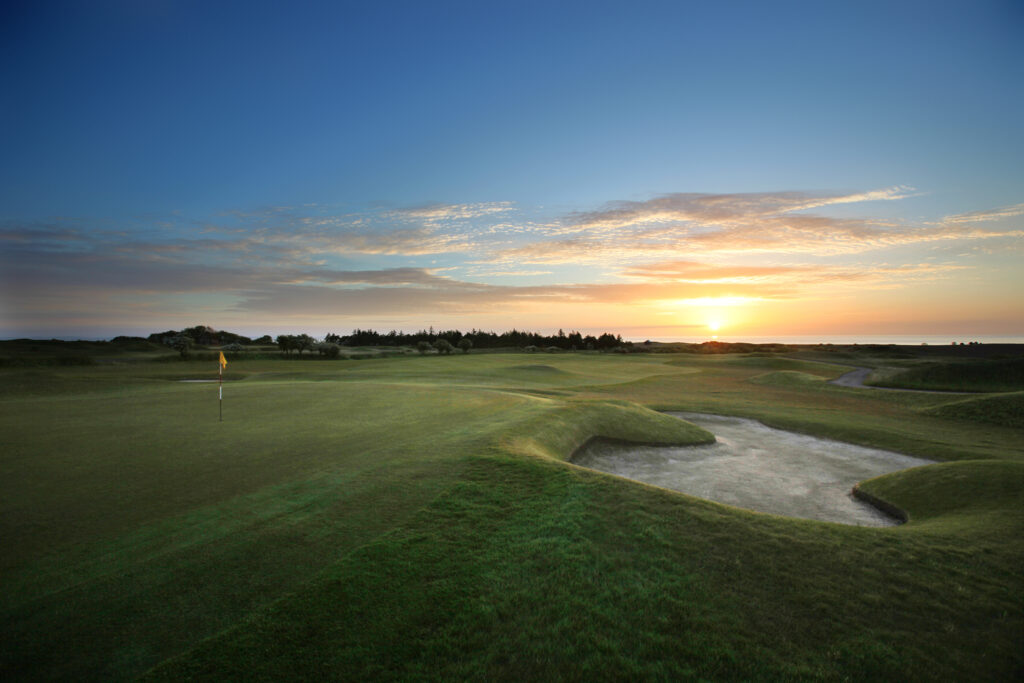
[318,343,341,359]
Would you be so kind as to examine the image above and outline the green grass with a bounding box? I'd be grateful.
[1,351,1022,680]
[924,392,1024,430]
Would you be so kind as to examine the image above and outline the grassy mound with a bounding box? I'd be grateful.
[508,364,567,374]
[719,356,840,373]
[748,370,831,388]
[873,357,1024,392]
[856,460,1024,533]
[925,392,1024,429]
[0,338,171,366]
[504,400,714,461]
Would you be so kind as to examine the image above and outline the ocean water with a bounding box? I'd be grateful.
[630,334,1024,345]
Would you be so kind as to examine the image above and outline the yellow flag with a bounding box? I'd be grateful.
[219,351,228,369]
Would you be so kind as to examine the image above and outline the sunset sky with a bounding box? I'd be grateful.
[2,0,1022,342]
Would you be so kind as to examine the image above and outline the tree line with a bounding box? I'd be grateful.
[147,325,630,356]
[337,327,625,351]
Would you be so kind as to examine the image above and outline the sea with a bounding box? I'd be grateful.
[629,335,1024,346]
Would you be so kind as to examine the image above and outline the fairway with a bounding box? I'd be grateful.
[2,351,1022,680]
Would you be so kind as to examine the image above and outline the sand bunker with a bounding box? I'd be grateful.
[573,412,934,526]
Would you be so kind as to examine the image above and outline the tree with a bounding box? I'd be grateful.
[596,332,619,350]
[457,338,473,354]
[148,330,179,345]
[183,324,216,345]
[170,335,193,358]
[318,342,341,358]
[294,334,316,355]
[276,335,295,354]
[416,340,433,355]
[433,338,454,355]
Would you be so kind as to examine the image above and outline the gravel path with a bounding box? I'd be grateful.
[828,366,874,388]
[825,365,966,394]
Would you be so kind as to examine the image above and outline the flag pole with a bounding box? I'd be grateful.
[218,351,227,422]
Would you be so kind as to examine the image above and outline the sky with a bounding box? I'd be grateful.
[2,0,1023,342]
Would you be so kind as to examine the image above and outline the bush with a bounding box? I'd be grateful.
[318,343,341,359]
[433,339,455,355]
[416,341,433,355]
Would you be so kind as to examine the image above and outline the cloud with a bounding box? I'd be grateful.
[619,261,820,283]
[620,259,966,289]
[484,188,1023,264]
[388,202,514,226]
[464,269,554,278]
[562,186,911,233]
[231,277,789,319]
[0,223,92,250]
[941,203,1024,224]
[279,267,459,287]
[0,234,458,294]
[292,227,475,256]
[3,190,1019,337]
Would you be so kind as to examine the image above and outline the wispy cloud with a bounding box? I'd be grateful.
[561,186,910,232]
[620,259,966,288]
[484,188,1022,264]
[285,227,475,256]
[941,202,1024,224]
[389,201,514,224]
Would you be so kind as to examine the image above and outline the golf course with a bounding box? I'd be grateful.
[2,342,1022,680]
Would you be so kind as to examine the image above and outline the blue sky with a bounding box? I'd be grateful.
[2,0,1022,340]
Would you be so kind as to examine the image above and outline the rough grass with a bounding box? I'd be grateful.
[872,357,1024,392]
[1,351,1022,680]
[924,392,1024,429]
[148,454,1024,681]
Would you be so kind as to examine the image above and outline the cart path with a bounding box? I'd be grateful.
[825,365,967,394]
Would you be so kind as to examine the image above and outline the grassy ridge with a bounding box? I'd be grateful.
[924,392,1024,429]
[872,357,1024,392]
[2,352,1023,680]
[503,400,714,460]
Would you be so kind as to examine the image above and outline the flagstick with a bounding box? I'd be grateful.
[219,360,223,422]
